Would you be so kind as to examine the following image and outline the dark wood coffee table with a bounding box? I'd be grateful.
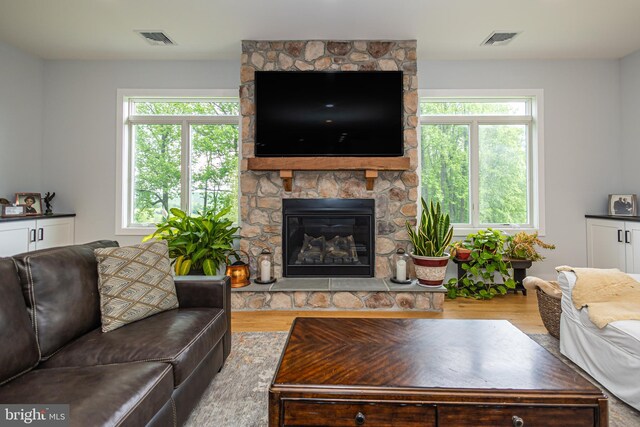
[269,318,608,426]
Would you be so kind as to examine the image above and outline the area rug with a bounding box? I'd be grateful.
[186,332,640,427]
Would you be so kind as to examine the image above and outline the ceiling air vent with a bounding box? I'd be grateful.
[136,31,176,46]
[482,31,520,46]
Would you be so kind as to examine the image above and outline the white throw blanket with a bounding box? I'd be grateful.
[555,266,640,328]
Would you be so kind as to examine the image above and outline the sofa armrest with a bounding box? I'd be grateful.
[174,275,231,362]
[174,275,230,309]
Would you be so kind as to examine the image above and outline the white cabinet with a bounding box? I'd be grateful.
[586,217,640,273]
[0,216,75,257]
[35,217,75,250]
[0,220,33,256]
[624,222,640,273]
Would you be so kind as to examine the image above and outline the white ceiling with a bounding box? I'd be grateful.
[1,0,639,61]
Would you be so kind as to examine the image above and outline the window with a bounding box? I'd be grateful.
[116,90,240,234]
[419,90,544,234]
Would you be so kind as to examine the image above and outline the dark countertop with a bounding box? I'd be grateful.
[0,213,76,223]
[585,214,640,222]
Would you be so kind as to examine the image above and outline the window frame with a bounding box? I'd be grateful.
[116,89,240,235]
[418,89,545,236]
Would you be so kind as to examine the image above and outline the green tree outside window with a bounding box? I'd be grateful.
[131,101,238,225]
[421,101,529,226]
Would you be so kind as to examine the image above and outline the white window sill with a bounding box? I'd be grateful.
[116,226,156,236]
[116,222,241,237]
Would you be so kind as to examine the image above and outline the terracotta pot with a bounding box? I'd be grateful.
[410,253,450,287]
[455,248,471,261]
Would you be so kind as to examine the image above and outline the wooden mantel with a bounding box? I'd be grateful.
[247,157,411,191]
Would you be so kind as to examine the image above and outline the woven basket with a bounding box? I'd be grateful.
[536,286,562,339]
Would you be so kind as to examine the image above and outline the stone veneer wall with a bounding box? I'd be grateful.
[239,40,419,278]
[232,291,444,311]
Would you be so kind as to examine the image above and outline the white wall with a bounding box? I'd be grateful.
[0,42,44,199]
[41,60,239,245]
[621,49,640,189]
[419,59,622,278]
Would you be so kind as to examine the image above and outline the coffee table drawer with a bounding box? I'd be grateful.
[438,405,595,426]
[283,401,436,426]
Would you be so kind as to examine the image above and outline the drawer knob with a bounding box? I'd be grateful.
[512,415,524,427]
[355,411,366,425]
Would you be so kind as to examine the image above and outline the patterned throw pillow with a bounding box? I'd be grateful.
[94,240,179,332]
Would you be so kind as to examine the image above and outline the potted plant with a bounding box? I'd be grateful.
[143,207,239,276]
[445,228,516,299]
[505,231,555,261]
[406,198,453,287]
[450,240,472,260]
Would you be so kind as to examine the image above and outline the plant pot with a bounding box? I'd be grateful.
[455,248,471,260]
[410,253,450,287]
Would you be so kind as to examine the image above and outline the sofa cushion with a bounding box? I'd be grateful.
[12,240,119,358]
[0,362,173,427]
[42,307,226,387]
[94,241,179,332]
[0,258,39,385]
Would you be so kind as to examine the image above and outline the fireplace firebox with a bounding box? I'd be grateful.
[282,199,375,277]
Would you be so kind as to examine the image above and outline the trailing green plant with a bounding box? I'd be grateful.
[445,228,516,300]
[505,231,555,261]
[406,198,453,257]
[143,207,239,276]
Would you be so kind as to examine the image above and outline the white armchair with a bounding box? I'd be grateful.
[557,270,640,411]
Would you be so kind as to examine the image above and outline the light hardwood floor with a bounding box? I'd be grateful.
[232,292,547,334]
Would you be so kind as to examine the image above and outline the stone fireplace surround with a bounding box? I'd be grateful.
[239,39,420,281]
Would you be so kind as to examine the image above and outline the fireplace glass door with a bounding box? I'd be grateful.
[283,199,374,277]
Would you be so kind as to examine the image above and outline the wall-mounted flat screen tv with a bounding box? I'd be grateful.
[255,71,403,157]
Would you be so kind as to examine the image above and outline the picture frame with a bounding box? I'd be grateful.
[608,194,637,216]
[15,192,42,216]
[1,204,27,218]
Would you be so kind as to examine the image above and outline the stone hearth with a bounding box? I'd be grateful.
[231,279,445,311]
[239,40,420,280]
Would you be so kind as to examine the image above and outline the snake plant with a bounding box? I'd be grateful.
[406,198,453,257]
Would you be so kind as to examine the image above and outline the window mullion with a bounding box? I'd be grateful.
[127,123,135,227]
[528,123,534,227]
[181,120,190,214]
[470,120,480,228]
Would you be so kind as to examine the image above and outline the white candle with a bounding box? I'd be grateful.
[396,259,407,281]
[260,259,271,282]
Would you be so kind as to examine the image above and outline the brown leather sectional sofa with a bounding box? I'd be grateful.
[0,241,231,426]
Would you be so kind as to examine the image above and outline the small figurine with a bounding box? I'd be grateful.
[43,192,56,215]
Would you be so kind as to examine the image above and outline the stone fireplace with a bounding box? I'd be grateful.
[239,40,419,279]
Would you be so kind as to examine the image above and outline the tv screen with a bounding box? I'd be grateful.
[255,71,403,157]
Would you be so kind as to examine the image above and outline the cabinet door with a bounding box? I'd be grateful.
[35,217,75,250]
[586,218,626,270]
[0,220,37,256]
[624,222,640,274]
